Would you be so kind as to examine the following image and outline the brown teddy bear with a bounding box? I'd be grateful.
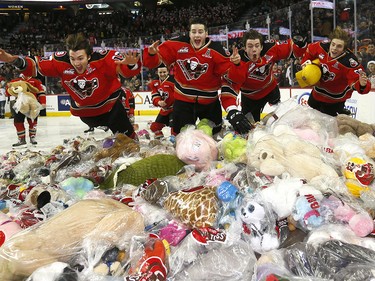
[7,80,43,120]
[94,133,140,162]
[336,114,375,137]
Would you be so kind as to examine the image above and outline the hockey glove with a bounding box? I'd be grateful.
[293,35,307,48]
[227,110,252,134]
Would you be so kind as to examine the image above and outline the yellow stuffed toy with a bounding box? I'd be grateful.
[7,80,43,120]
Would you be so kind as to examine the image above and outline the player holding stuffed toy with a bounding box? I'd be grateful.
[300,26,371,116]
[0,32,141,139]
[149,63,175,139]
[6,74,46,147]
[143,17,252,135]
[228,29,307,122]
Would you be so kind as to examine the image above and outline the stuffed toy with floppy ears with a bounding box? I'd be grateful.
[237,195,280,253]
[7,80,43,120]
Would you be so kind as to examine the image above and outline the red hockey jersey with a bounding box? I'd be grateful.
[149,75,175,116]
[21,50,141,117]
[228,38,305,100]
[121,87,135,116]
[301,41,371,103]
[143,36,237,110]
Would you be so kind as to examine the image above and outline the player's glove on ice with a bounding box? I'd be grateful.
[227,110,252,134]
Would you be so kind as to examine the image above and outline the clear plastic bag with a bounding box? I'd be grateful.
[13,92,43,120]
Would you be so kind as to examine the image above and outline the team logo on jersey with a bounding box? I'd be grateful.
[349,58,358,67]
[158,88,170,101]
[112,51,124,61]
[64,77,99,99]
[55,51,67,57]
[321,64,335,82]
[98,49,109,55]
[202,49,212,59]
[248,62,271,81]
[319,53,325,60]
[177,57,208,80]
[177,47,189,53]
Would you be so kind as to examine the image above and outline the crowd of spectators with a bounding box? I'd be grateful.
[0,0,373,92]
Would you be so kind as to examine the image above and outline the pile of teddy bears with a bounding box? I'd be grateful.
[1,99,375,281]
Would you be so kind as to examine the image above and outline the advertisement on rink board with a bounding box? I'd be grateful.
[43,89,375,123]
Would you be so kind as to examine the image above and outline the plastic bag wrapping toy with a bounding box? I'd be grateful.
[319,193,374,237]
[0,198,145,281]
[236,193,280,254]
[284,240,375,280]
[7,80,43,120]
[217,132,247,163]
[94,133,140,162]
[358,132,375,159]
[342,154,375,198]
[12,151,46,182]
[125,236,168,281]
[99,154,186,189]
[288,183,366,233]
[247,128,339,183]
[261,97,300,127]
[268,102,338,147]
[255,249,329,281]
[25,261,79,281]
[138,174,220,230]
[168,229,257,280]
[175,126,218,171]
[0,212,22,247]
[306,224,375,251]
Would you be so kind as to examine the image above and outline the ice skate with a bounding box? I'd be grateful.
[12,139,27,148]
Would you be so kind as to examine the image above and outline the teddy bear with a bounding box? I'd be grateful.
[336,114,375,137]
[94,133,140,162]
[7,80,43,120]
[0,198,145,281]
[247,131,339,182]
[358,133,375,159]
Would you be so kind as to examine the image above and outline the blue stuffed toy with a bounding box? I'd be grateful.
[292,193,324,231]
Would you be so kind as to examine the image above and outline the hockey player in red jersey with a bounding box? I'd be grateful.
[228,29,307,122]
[6,74,46,147]
[0,33,141,139]
[143,17,252,135]
[148,64,175,139]
[121,86,136,126]
[301,27,371,116]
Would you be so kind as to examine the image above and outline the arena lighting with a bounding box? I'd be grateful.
[85,3,109,9]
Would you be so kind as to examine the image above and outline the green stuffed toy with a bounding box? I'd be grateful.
[220,132,247,163]
[100,154,186,189]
